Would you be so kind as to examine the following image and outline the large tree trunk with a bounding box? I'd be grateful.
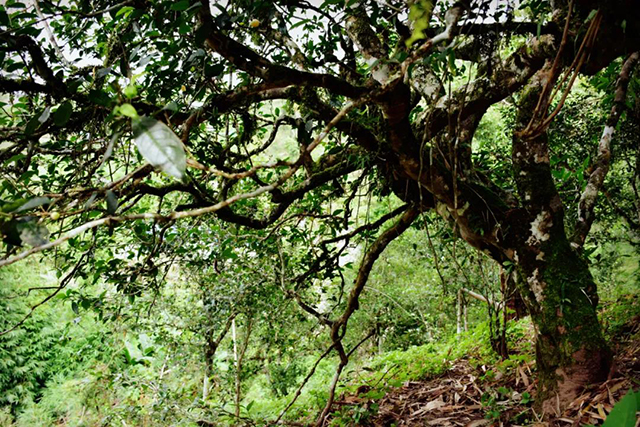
[507,69,611,412]
[514,237,610,413]
[366,2,622,412]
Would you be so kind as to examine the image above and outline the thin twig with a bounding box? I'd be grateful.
[274,345,335,424]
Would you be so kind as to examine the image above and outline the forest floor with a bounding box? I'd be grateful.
[328,295,640,426]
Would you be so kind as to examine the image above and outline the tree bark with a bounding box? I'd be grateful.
[513,240,610,414]
[507,70,611,412]
[501,269,527,320]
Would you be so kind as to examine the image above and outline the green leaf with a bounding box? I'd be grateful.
[394,51,409,62]
[139,334,154,354]
[205,63,225,77]
[364,389,386,400]
[25,109,48,135]
[15,196,51,212]
[406,0,433,46]
[123,84,138,99]
[84,192,98,209]
[124,340,143,362]
[163,101,179,112]
[0,10,8,27]
[53,101,73,126]
[106,190,118,214]
[447,49,457,75]
[602,390,638,427]
[1,198,28,213]
[88,89,111,106]
[133,117,186,180]
[118,103,138,118]
[38,106,51,123]
[115,6,135,17]
[170,0,190,11]
[96,67,111,78]
[585,9,597,23]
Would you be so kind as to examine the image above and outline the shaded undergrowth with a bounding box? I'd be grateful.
[327,295,640,426]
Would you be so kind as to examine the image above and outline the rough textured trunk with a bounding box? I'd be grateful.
[507,69,611,412]
[502,269,527,320]
[346,0,630,415]
[514,237,610,413]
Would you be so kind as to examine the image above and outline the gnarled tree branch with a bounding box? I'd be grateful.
[572,51,640,246]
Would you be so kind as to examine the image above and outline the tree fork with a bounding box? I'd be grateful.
[316,206,419,425]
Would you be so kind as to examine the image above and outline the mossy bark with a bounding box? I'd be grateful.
[508,71,611,413]
[513,235,610,413]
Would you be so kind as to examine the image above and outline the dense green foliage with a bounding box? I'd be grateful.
[0,219,637,425]
[1,0,640,425]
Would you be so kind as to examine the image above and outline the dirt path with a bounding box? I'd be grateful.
[330,309,640,426]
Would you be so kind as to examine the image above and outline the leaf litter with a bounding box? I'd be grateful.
[328,296,640,426]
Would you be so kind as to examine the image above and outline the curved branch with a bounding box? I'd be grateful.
[0,34,66,96]
[295,90,381,152]
[344,3,390,83]
[572,51,640,246]
[198,5,369,99]
[317,205,419,425]
[275,344,334,423]
[217,156,365,229]
[1,98,362,268]
[336,206,419,330]
[424,34,556,139]
[0,77,52,94]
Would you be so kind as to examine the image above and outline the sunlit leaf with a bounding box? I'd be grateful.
[132,116,186,180]
[406,0,433,47]
[123,84,138,99]
[118,103,138,118]
[115,6,135,17]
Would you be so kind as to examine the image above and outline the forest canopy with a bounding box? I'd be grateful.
[1,0,640,425]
